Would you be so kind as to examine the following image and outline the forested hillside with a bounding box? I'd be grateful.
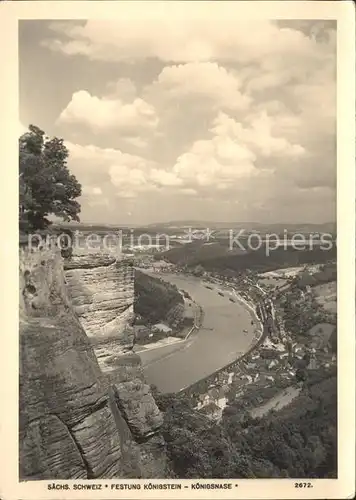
[134,270,184,326]
[154,372,337,479]
[159,242,336,274]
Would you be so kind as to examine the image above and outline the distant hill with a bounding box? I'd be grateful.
[53,222,132,233]
[146,220,336,234]
[53,221,336,238]
[159,241,336,274]
[158,241,245,266]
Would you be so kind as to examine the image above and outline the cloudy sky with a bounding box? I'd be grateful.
[19,18,336,225]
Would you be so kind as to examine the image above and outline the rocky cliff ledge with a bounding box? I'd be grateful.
[64,254,135,371]
[19,250,167,480]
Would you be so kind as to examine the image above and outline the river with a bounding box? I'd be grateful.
[136,272,260,393]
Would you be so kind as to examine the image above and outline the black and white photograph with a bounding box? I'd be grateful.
[1,1,355,499]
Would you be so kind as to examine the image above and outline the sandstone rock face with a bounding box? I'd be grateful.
[114,379,164,440]
[20,250,167,480]
[64,255,135,371]
[20,415,87,480]
[64,255,135,341]
[64,254,166,457]
[64,254,117,270]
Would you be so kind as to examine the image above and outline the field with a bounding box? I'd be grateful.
[307,322,336,349]
[249,386,301,419]
[313,281,337,313]
[257,266,305,289]
[258,276,289,289]
[259,267,303,278]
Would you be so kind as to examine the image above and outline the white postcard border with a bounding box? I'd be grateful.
[0,2,354,499]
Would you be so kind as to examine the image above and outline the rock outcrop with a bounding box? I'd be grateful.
[64,254,135,370]
[19,249,167,480]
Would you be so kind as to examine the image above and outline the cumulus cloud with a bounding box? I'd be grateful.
[65,141,154,201]
[172,111,305,189]
[82,186,103,196]
[105,78,138,100]
[180,188,198,196]
[66,141,184,201]
[44,19,334,66]
[211,112,306,158]
[110,164,159,198]
[32,18,336,223]
[147,62,250,111]
[58,90,158,136]
[150,168,183,187]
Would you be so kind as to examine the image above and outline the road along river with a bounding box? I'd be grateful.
[249,386,302,419]
[136,272,262,394]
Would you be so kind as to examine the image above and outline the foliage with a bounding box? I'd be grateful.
[156,374,337,479]
[160,242,336,274]
[279,290,335,338]
[134,270,184,326]
[296,263,337,289]
[19,125,82,230]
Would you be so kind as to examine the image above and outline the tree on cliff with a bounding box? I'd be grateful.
[19,125,82,230]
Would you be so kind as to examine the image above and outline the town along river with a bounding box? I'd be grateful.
[136,272,260,394]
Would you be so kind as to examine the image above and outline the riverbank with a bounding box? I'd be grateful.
[134,291,203,356]
[135,336,183,354]
[201,275,264,345]
[137,272,262,393]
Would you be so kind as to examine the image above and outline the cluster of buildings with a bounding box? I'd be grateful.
[191,329,336,421]
[183,270,337,421]
[135,257,175,272]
